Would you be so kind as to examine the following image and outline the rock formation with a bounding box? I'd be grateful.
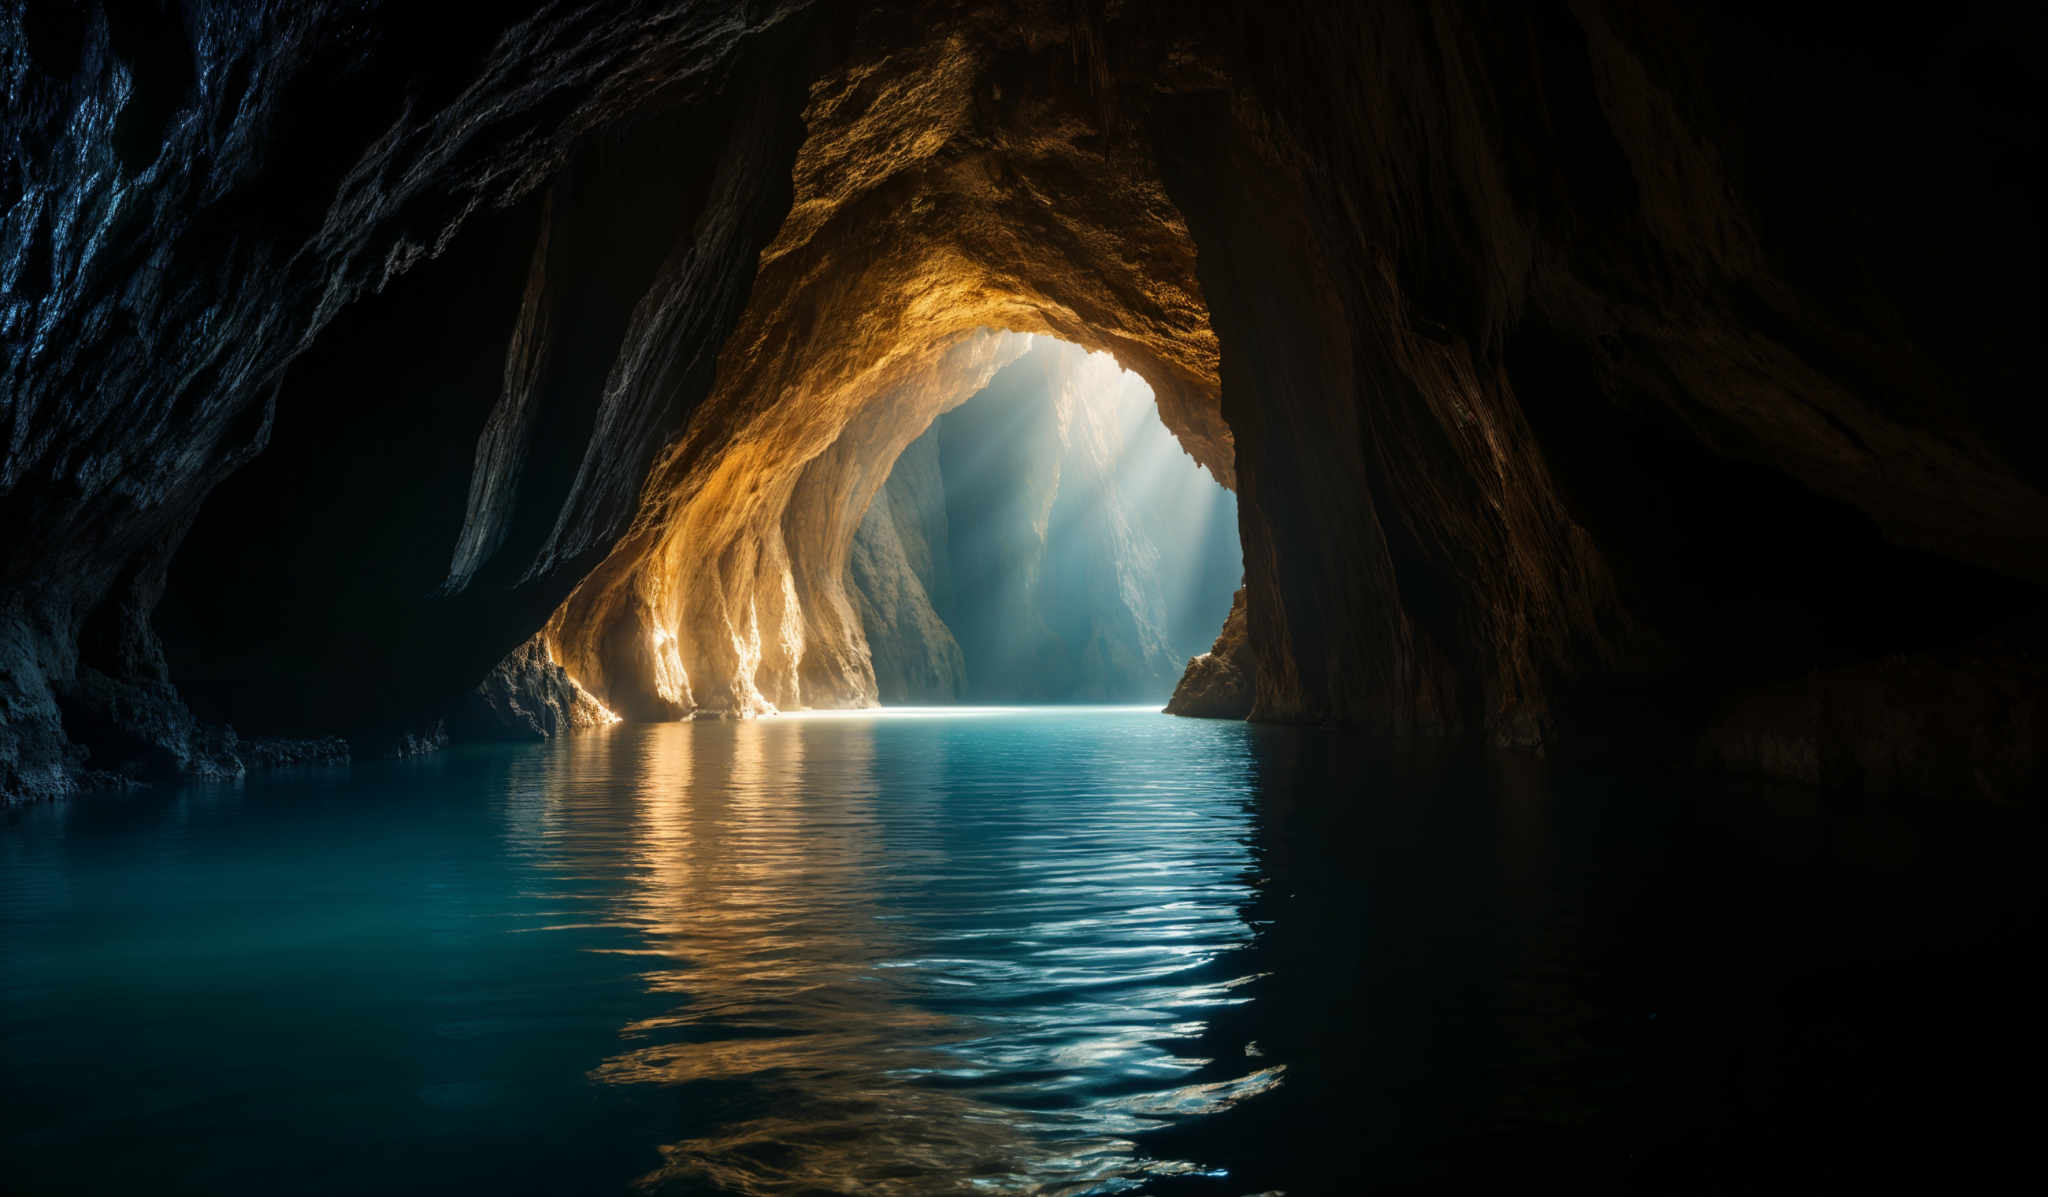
[2,1,2042,801]
[848,426,968,704]
[546,329,1033,717]
[844,338,1237,706]
[1166,588,1256,720]
[926,340,1198,702]
[450,636,619,743]
[237,735,350,770]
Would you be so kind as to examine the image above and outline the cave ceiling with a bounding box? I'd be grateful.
[1,0,2040,802]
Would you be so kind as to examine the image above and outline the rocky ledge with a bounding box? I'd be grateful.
[450,638,618,743]
[238,736,352,770]
[1166,589,1256,720]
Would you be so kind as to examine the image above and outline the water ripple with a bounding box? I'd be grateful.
[506,708,1266,1194]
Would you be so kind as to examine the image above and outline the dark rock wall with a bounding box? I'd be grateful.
[3,0,831,795]
[155,25,822,737]
[2,0,2041,801]
[1145,0,2043,766]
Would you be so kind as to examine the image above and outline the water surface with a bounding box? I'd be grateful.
[5,709,1270,1194]
[4,708,2036,1193]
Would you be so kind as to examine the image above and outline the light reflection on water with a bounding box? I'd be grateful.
[1,708,1269,1195]
[504,708,1269,1193]
[8,708,2034,1191]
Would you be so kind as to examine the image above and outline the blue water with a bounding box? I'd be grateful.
[4,709,2037,1192]
[3,709,1274,1194]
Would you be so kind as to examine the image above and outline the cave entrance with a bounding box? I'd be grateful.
[543,333,1241,722]
[850,337,1241,707]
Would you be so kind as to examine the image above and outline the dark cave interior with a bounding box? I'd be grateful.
[2,3,2044,1191]
[2,2,2042,795]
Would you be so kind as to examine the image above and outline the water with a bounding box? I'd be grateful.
[3,709,2038,1193]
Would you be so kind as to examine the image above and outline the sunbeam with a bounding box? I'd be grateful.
[853,337,1242,706]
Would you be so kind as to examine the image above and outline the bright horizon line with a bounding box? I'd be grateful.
[770,703,1169,721]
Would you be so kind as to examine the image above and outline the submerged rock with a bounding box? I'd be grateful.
[380,722,453,761]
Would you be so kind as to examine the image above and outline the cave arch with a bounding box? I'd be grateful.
[4,1,2041,801]
[524,22,1237,721]
[544,327,1238,721]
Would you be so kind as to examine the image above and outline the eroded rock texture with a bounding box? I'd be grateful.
[1166,588,1256,720]
[1150,2,2043,771]
[450,635,619,743]
[2,1,2042,801]
[540,0,1227,719]
[546,329,1034,717]
[3,0,835,795]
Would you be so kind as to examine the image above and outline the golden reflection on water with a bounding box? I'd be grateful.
[505,713,1273,1195]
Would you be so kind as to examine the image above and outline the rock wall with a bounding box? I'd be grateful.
[847,427,967,704]
[545,329,1031,717]
[449,635,619,743]
[844,339,1235,706]
[1166,588,1256,720]
[1145,0,2044,767]
[3,0,837,795]
[540,1,1226,721]
[2,1,2041,801]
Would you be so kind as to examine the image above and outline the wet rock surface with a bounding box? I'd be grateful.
[378,721,451,761]
[2,1,2042,800]
[1698,625,2047,801]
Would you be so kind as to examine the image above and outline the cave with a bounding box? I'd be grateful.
[1,1,2041,1191]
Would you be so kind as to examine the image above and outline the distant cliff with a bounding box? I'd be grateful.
[851,341,1240,705]
[849,428,970,703]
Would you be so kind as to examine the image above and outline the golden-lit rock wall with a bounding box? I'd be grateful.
[4,1,2039,798]
[544,8,1226,719]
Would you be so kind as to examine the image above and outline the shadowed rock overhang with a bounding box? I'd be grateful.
[1,0,2041,803]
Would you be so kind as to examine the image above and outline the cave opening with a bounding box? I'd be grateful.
[6,2,2042,1189]
[534,332,1242,722]
[841,335,1240,708]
